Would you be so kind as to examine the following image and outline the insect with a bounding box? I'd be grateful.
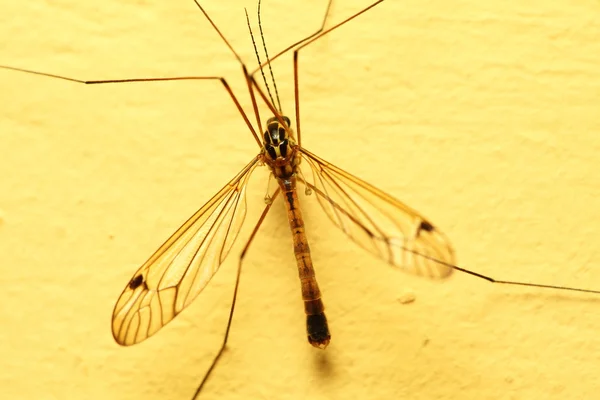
[2,0,599,398]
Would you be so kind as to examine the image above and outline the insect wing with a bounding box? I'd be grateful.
[299,148,455,279]
[112,157,259,345]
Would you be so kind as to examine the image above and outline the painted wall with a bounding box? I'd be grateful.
[1,0,599,399]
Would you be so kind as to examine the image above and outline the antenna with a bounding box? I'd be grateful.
[245,8,277,113]
[257,0,283,113]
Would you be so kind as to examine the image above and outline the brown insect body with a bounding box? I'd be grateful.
[5,1,597,398]
[263,115,330,348]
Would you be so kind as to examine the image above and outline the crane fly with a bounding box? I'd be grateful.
[2,0,600,398]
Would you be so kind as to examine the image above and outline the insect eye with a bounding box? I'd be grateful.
[283,116,291,127]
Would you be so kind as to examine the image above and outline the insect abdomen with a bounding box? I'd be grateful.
[280,176,331,349]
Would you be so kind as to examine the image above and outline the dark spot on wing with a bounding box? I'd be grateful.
[129,274,145,290]
[419,220,434,232]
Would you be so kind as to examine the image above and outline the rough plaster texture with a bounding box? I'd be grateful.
[1,0,600,399]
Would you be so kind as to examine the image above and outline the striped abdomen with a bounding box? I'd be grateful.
[279,176,330,349]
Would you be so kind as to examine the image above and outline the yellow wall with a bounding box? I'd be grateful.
[1,0,600,399]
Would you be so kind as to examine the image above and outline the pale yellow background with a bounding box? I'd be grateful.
[1,0,600,399]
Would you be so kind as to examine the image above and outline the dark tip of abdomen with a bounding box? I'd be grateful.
[307,313,331,349]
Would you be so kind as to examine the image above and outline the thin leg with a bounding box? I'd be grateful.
[191,0,245,65]
[293,0,385,146]
[194,0,333,138]
[191,188,282,399]
[297,177,600,295]
[294,0,385,54]
[191,1,265,138]
[201,0,332,124]
[2,1,272,147]
[242,64,264,136]
[0,65,263,148]
[249,0,333,77]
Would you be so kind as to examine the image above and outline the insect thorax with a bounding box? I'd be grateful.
[263,115,300,179]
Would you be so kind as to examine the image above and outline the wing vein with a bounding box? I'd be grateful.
[299,147,455,279]
[111,156,260,345]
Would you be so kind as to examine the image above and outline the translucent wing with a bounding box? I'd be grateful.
[298,148,455,279]
[112,156,260,345]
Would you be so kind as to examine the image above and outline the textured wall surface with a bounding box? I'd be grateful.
[1,1,600,399]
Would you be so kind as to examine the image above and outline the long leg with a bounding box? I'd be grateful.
[191,188,281,399]
[190,0,263,135]
[191,0,333,137]
[194,0,333,90]
[297,177,600,295]
[1,1,271,146]
[249,0,383,145]
[293,0,385,146]
[0,64,263,148]
[248,0,333,77]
